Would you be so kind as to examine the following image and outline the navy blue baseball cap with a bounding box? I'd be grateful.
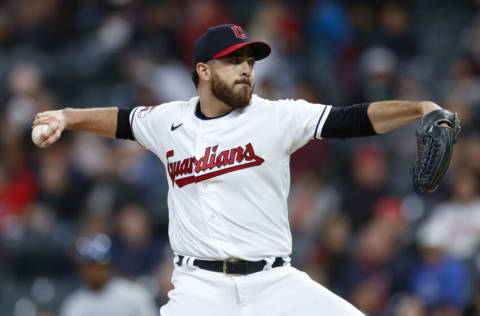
[193,24,271,66]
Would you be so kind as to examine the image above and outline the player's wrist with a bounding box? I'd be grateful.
[420,101,441,117]
[62,107,76,130]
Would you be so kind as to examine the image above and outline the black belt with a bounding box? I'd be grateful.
[177,255,285,275]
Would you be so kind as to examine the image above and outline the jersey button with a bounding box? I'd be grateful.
[209,213,216,220]
[202,183,207,189]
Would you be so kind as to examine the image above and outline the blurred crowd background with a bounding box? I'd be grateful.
[1,0,480,315]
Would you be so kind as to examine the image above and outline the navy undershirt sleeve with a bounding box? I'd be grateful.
[321,103,378,139]
[116,108,134,140]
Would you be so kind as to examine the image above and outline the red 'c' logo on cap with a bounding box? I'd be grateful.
[231,25,247,39]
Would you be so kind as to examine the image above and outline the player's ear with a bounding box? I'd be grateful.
[197,62,211,83]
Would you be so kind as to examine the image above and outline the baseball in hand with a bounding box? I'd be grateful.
[31,124,53,147]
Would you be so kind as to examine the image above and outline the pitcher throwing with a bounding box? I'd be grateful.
[33,24,459,316]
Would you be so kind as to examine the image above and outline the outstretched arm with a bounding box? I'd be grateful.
[32,107,119,147]
[367,100,441,134]
[321,100,443,139]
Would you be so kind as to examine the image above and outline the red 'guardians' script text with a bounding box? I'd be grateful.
[166,143,264,187]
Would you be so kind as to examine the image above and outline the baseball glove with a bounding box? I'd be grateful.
[412,109,461,193]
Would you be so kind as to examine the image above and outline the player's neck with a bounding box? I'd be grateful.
[198,88,233,118]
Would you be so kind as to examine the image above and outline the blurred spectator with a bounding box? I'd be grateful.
[377,2,417,60]
[112,204,164,278]
[6,62,57,129]
[2,204,70,278]
[293,78,323,103]
[0,148,36,227]
[341,144,389,231]
[308,0,352,58]
[460,135,480,174]
[373,196,407,240]
[288,172,340,266]
[77,209,113,238]
[339,219,414,316]
[418,167,480,259]
[175,0,233,65]
[305,0,352,102]
[466,17,480,77]
[395,73,427,101]
[60,234,158,316]
[443,58,480,107]
[70,134,143,216]
[248,1,299,99]
[35,142,88,221]
[347,3,375,51]
[303,212,352,290]
[390,294,427,316]
[356,46,397,101]
[410,229,470,313]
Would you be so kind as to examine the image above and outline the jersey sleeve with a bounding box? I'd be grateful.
[275,99,331,154]
[129,105,165,154]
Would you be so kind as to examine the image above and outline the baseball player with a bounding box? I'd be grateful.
[33,24,455,315]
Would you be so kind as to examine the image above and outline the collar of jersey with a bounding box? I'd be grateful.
[195,101,234,120]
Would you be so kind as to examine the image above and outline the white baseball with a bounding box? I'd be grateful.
[31,124,53,147]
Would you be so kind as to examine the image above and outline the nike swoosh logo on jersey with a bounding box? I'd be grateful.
[166,143,265,188]
[171,123,183,131]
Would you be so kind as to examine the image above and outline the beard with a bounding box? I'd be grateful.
[210,71,253,109]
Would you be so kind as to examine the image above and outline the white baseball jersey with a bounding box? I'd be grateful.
[130,94,331,261]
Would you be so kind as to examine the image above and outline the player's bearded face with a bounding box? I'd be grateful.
[210,69,253,109]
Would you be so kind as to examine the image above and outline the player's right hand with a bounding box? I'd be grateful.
[32,110,67,148]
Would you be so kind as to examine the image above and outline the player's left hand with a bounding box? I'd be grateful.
[412,109,461,193]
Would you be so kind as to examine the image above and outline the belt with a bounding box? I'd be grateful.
[177,255,285,275]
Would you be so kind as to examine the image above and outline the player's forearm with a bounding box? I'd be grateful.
[63,107,118,138]
[367,100,441,134]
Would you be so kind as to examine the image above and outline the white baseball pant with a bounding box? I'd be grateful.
[159,255,365,316]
